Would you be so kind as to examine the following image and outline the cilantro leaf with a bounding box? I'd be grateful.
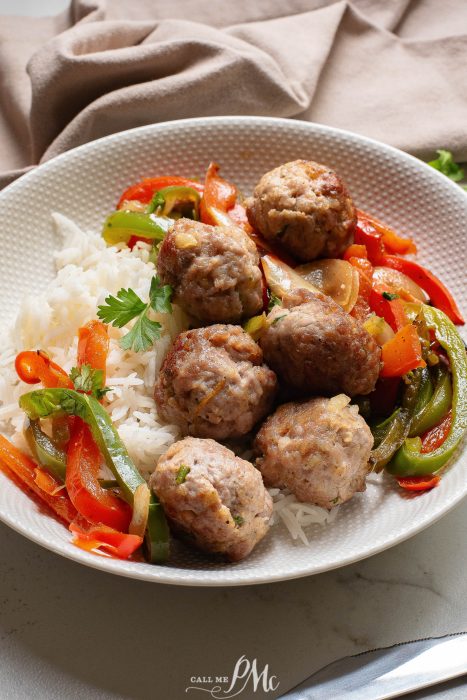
[69,364,110,400]
[97,288,146,327]
[149,275,173,314]
[428,149,464,183]
[175,464,190,484]
[268,294,282,312]
[233,515,244,527]
[97,276,173,353]
[119,315,162,353]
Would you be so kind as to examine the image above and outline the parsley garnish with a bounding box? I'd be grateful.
[233,515,244,527]
[268,294,282,312]
[69,364,109,400]
[382,292,399,301]
[97,276,173,353]
[175,464,190,484]
[428,149,464,183]
[271,314,287,325]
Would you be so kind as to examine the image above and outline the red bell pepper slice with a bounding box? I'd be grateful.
[396,475,440,492]
[343,244,368,261]
[69,523,142,560]
[77,320,109,383]
[15,350,73,389]
[380,255,464,325]
[117,176,203,208]
[200,162,237,226]
[380,324,426,377]
[354,220,385,264]
[0,435,77,523]
[66,419,131,532]
[369,287,408,332]
[358,210,417,255]
[421,410,452,453]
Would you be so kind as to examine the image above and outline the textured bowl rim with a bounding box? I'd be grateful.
[0,115,466,587]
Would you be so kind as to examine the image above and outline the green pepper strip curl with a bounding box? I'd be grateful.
[102,211,172,246]
[144,495,170,564]
[24,418,67,482]
[387,305,467,476]
[370,369,423,472]
[409,365,452,437]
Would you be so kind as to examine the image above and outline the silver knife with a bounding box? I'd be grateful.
[279,633,467,699]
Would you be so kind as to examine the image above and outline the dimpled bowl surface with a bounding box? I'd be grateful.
[0,117,466,586]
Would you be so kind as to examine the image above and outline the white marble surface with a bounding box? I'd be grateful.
[1,1,467,698]
[1,498,467,699]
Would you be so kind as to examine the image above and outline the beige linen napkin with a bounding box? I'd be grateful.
[1,0,467,188]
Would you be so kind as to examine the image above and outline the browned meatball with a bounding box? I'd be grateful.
[150,437,272,561]
[245,160,356,262]
[255,396,373,508]
[156,218,263,323]
[155,325,277,439]
[260,293,380,397]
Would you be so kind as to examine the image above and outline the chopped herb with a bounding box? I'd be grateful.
[382,292,399,301]
[97,275,173,352]
[271,315,287,325]
[330,496,340,505]
[69,364,110,400]
[175,464,190,484]
[268,294,282,312]
[233,515,244,527]
[428,149,464,183]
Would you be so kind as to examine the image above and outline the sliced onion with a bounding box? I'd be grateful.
[261,255,321,300]
[129,483,150,538]
[373,267,428,302]
[363,314,395,347]
[294,259,360,312]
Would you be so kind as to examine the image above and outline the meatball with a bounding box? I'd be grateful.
[155,325,277,439]
[150,437,272,561]
[245,159,356,262]
[260,293,380,397]
[255,395,373,508]
[156,218,263,323]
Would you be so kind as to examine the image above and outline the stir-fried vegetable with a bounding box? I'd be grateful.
[77,320,109,382]
[144,495,170,563]
[102,210,172,246]
[370,369,423,471]
[15,350,73,389]
[409,365,452,437]
[387,306,467,476]
[66,418,132,531]
[24,418,67,481]
[380,324,426,378]
[379,255,464,325]
[19,388,151,538]
[294,259,359,312]
[117,176,203,209]
[0,434,77,523]
[70,522,143,560]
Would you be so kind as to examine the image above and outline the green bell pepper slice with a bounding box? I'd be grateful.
[370,369,423,471]
[147,186,200,220]
[19,389,146,506]
[102,211,172,246]
[24,418,67,482]
[387,306,467,476]
[144,495,170,563]
[409,365,452,437]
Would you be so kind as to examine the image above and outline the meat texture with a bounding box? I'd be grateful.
[156,218,263,323]
[255,395,373,508]
[260,293,381,397]
[155,325,277,439]
[150,437,273,561]
[245,159,356,262]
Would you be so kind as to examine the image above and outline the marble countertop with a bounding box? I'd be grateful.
[1,498,466,699]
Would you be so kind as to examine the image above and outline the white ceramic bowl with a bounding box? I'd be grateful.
[0,117,466,586]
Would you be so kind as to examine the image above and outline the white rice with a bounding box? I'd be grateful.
[0,213,336,545]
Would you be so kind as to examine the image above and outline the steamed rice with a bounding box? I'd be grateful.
[0,213,338,546]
